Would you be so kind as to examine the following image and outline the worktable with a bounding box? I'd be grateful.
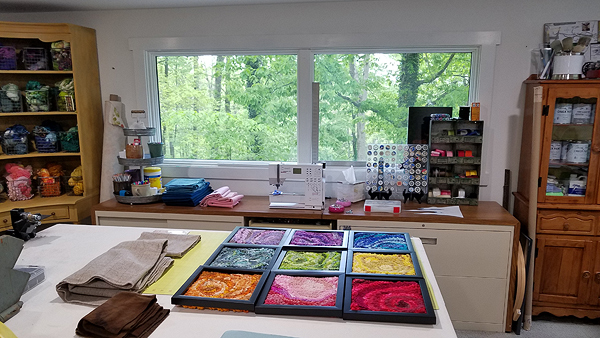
[91,197,520,332]
[6,224,456,338]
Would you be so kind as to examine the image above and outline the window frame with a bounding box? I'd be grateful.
[130,31,499,185]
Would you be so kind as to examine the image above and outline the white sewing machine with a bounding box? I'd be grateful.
[268,163,325,210]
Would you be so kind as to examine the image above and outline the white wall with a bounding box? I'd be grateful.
[1,0,596,206]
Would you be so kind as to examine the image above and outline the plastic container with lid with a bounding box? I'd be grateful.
[143,167,162,189]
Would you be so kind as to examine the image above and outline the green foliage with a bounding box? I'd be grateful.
[156,52,471,162]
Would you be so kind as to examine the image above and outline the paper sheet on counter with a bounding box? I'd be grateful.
[408,206,463,218]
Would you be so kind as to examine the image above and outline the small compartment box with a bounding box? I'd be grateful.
[346,250,422,278]
[38,176,63,197]
[0,89,23,113]
[25,90,50,112]
[283,229,348,249]
[255,271,345,318]
[0,46,17,70]
[225,226,291,246]
[205,244,281,271]
[272,248,347,273]
[22,47,48,70]
[350,230,413,252]
[50,47,72,71]
[171,266,268,312]
[343,276,436,324]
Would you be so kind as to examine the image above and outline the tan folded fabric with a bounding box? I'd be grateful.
[56,239,173,305]
[138,232,201,257]
[76,291,169,338]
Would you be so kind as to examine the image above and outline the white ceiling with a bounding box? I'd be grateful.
[0,0,350,13]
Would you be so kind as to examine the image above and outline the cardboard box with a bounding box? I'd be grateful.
[337,182,366,203]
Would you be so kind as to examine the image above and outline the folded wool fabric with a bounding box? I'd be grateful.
[138,232,201,258]
[199,186,245,208]
[56,239,173,305]
[76,291,169,338]
[162,178,213,206]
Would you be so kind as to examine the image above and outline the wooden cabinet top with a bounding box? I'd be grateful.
[92,196,519,226]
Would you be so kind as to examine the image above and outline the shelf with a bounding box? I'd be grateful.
[0,194,85,209]
[0,111,77,116]
[123,128,155,137]
[549,161,589,167]
[117,156,164,166]
[553,124,594,127]
[0,151,80,160]
[0,70,73,75]
[427,197,478,206]
[430,135,483,144]
[430,157,481,165]
[429,177,480,185]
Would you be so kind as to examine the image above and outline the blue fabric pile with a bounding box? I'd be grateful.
[161,178,213,207]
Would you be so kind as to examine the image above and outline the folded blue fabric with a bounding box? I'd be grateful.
[162,179,213,206]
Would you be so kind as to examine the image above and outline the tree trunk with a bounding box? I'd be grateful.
[245,56,262,159]
[214,55,224,112]
[398,53,420,108]
[356,55,369,161]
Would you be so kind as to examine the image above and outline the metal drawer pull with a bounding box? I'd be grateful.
[595,272,600,282]
[420,237,438,245]
[582,271,591,279]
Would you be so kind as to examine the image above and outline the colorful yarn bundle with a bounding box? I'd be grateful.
[209,247,275,270]
[350,279,426,313]
[229,228,286,245]
[184,271,261,301]
[279,251,341,270]
[352,252,415,275]
[289,231,343,246]
[353,232,409,250]
[264,275,338,306]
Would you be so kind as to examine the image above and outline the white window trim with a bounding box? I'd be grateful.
[129,31,500,190]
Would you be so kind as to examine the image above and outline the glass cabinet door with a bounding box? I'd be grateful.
[540,86,600,204]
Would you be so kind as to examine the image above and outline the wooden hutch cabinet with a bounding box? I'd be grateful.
[0,21,103,229]
[514,75,600,318]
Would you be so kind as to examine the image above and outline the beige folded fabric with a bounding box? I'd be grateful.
[56,239,173,305]
[138,232,201,258]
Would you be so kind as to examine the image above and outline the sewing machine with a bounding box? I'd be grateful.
[268,163,325,210]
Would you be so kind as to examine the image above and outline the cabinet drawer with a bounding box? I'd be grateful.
[537,210,596,235]
[0,206,70,226]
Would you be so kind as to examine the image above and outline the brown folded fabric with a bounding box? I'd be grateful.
[76,291,169,338]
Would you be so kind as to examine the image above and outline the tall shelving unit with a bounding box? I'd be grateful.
[427,119,483,205]
[0,21,103,230]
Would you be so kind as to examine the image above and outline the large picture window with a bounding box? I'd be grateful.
[154,51,472,163]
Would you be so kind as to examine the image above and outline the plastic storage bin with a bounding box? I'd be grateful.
[33,130,59,153]
[59,127,79,152]
[7,177,33,201]
[22,47,48,70]
[0,89,23,112]
[0,46,17,70]
[50,48,72,71]
[38,176,62,197]
[25,90,50,112]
